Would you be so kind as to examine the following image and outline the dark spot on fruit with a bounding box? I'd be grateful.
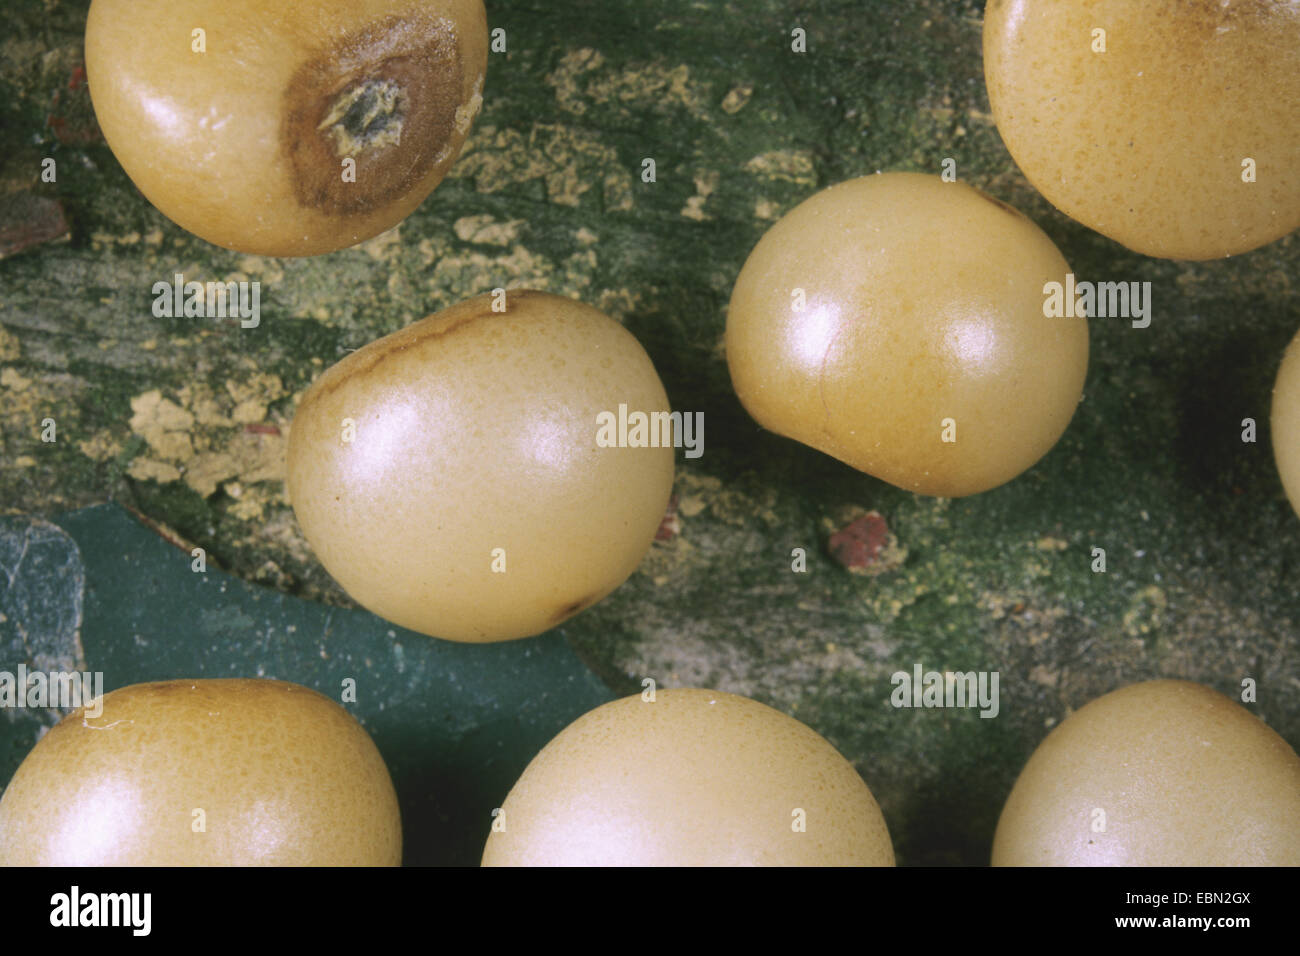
[552,595,597,625]
[322,79,407,154]
[282,14,464,215]
[138,679,201,695]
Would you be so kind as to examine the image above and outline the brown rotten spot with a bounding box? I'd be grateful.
[283,15,464,215]
[84,0,488,256]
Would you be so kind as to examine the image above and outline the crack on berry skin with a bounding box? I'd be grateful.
[318,79,408,156]
[551,594,598,625]
[298,290,546,405]
[282,14,464,215]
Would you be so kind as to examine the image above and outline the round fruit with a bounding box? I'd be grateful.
[1273,326,1300,518]
[726,172,1088,498]
[286,290,675,643]
[85,0,488,256]
[984,0,1300,260]
[992,679,1300,866]
[0,679,401,866]
[481,688,895,866]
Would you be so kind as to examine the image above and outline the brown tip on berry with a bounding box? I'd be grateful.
[281,14,463,215]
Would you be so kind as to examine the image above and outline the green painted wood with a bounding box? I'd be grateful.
[1,505,612,865]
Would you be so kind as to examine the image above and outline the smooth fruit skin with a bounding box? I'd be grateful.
[1274,327,1300,518]
[984,0,1300,260]
[0,679,402,866]
[726,172,1088,498]
[992,680,1300,866]
[85,0,487,256]
[481,688,895,866]
[286,290,675,643]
